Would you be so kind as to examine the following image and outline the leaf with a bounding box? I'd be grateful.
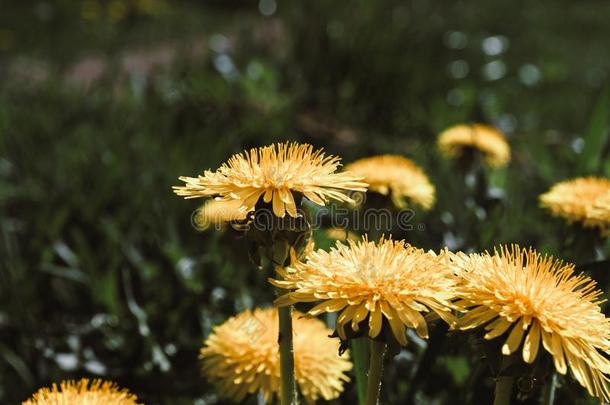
[39,263,89,284]
[0,342,34,386]
[579,88,610,175]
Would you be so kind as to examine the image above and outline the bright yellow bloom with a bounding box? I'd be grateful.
[453,245,610,401]
[324,227,359,242]
[193,199,247,230]
[271,237,457,346]
[344,155,435,209]
[437,124,510,167]
[587,192,610,235]
[200,307,351,403]
[539,177,610,227]
[22,379,140,405]
[173,142,367,218]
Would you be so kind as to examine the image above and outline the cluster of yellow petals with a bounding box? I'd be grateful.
[173,141,610,403]
[173,142,367,218]
[452,245,610,401]
[539,177,610,233]
[22,379,140,405]
[200,307,351,404]
[437,124,510,168]
[344,155,436,209]
[271,237,457,346]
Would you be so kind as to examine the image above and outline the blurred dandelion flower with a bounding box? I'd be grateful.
[271,237,457,346]
[453,245,610,401]
[193,199,247,230]
[23,379,140,405]
[325,227,360,242]
[437,124,510,168]
[173,142,367,218]
[586,191,610,236]
[539,177,610,228]
[344,155,435,209]
[200,307,351,403]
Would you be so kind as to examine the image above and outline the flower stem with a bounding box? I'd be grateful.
[541,372,557,405]
[365,339,386,405]
[351,338,369,405]
[493,355,516,405]
[278,305,297,405]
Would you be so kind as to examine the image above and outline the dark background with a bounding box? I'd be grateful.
[1,0,609,403]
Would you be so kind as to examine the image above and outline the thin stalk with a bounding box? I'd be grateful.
[405,323,448,403]
[365,340,386,405]
[493,355,517,405]
[541,372,557,405]
[351,338,369,405]
[278,305,297,405]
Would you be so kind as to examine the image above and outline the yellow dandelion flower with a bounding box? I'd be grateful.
[200,307,351,403]
[22,379,140,405]
[271,237,457,346]
[540,177,610,227]
[324,227,359,242]
[193,199,247,230]
[173,142,367,218]
[344,155,435,209]
[453,245,610,401]
[587,192,610,235]
[437,124,510,168]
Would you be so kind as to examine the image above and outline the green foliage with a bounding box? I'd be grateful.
[579,88,610,176]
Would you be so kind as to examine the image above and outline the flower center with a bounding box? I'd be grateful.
[263,166,290,188]
[513,295,535,316]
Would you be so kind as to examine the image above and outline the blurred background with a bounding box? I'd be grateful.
[1,0,610,404]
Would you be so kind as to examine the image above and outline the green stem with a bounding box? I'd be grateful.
[278,305,297,405]
[493,355,516,405]
[351,338,369,405]
[541,372,556,405]
[405,323,448,403]
[365,340,386,405]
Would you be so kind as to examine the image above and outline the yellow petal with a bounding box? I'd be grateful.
[263,188,273,203]
[541,328,554,355]
[484,317,512,340]
[242,189,264,210]
[426,301,457,327]
[272,190,285,217]
[337,305,358,325]
[273,294,294,307]
[308,299,348,316]
[414,316,429,339]
[379,301,393,319]
[565,350,585,387]
[502,317,526,355]
[551,333,567,374]
[522,320,540,364]
[303,191,325,205]
[459,307,497,330]
[279,188,293,203]
[368,303,383,338]
[351,304,369,331]
[336,317,348,340]
[395,307,428,338]
[381,302,407,346]
[283,190,298,217]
